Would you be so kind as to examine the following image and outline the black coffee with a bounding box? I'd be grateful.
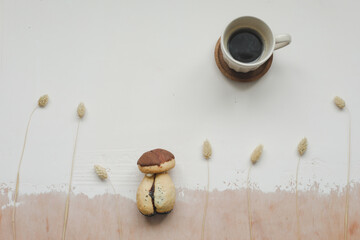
[228,29,263,63]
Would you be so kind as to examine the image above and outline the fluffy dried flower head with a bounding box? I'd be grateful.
[334,96,345,109]
[77,102,86,118]
[298,138,308,156]
[94,164,108,180]
[202,140,212,160]
[251,144,263,164]
[38,94,49,107]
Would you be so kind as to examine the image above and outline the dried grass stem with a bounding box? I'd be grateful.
[12,107,37,240]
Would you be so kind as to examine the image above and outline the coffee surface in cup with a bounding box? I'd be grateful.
[228,29,263,63]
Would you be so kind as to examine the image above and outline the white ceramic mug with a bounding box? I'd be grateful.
[221,16,291,73]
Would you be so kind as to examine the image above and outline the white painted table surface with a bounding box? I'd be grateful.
[0,0,359,201]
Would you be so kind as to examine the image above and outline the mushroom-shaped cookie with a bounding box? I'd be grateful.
[136,148,176,216]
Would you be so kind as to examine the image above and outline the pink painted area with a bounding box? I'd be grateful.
[0,184,359,240]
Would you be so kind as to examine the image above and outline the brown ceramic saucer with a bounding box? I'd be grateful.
[214,38,273,82]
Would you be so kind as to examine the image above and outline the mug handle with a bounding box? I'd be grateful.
[274,34,291,50]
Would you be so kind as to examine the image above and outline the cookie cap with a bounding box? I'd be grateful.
[137,149,175,174]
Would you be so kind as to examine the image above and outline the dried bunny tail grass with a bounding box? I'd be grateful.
[77,102,86,118]
[295,138,308,240]
[201,140,211,240]
[333,96,351,240]
[334,96,346,109]
[247,144,263,240]
[93,165,121,239]
[106,171,122,239]
[12,107,38,240]
[62,104,84,240]
[12,95,50,240]
[344,109,352,240]
[298,138,308,156]
[202,140,212,160]
[251,144,263,164]
[13,94,50,239]
[94,164,108,180]
[247,166,253,240]
[295,155,301,240]
[111,178,121,240]
[38,94,49,107]
[201,161,210,240]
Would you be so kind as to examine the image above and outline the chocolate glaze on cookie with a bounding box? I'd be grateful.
[149,180,156,212]
[140,180,156,217]
[137,149,174,166]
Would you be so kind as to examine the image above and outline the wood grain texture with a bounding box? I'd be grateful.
[1,183,359,240]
